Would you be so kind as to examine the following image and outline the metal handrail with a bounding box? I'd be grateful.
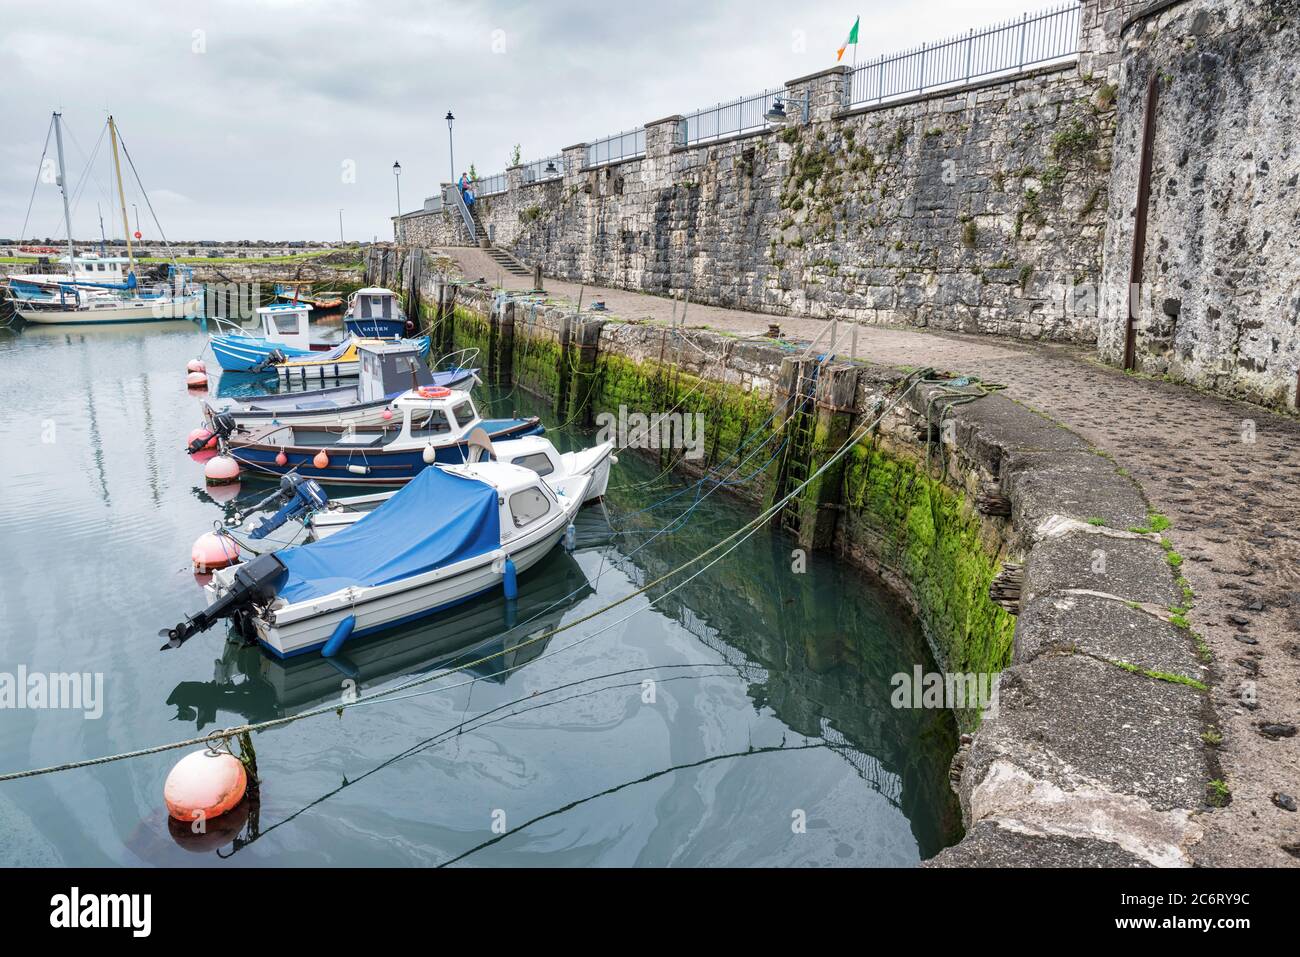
[444,184,477,243]
[584,128,645,169]
[684,88,783,145]
[848,2,1080,107]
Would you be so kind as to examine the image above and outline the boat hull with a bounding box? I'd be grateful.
[345,317,406,338]
[245,507,572,658]
[226,418,545,485]
[210,335,314,372]
[16,292,203,324]
[205,369,477,430]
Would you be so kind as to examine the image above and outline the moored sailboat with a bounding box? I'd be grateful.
[4,113,202,324]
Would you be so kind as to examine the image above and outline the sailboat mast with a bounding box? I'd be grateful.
[107,115,135,274]
[51,112,76,277]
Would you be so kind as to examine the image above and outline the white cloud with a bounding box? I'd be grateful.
[1,0,1049,239]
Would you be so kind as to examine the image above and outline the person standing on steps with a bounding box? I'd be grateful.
[458,172,475,208]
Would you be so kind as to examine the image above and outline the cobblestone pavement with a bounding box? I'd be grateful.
[438,248,1300,866]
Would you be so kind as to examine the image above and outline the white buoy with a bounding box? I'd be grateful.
[204,454,241,486]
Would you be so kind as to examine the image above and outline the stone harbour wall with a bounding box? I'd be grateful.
[398,0,1300,413]
[1098,0,1300,410]
[422,277,1215,865]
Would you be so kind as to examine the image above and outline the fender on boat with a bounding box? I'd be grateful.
[502,557,518,600]
[322,614,356,658]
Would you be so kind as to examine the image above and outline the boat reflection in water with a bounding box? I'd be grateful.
[165,550,594,727]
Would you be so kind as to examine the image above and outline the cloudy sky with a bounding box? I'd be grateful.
[2,0,1043,241]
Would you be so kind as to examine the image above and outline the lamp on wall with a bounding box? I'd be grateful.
[764,96,810,128]
[445,110,456,184]
[392,161,402,243]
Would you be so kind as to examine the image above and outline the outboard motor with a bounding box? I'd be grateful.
[186,411,238,453]
[251,349,287,373]
[160,552,288,650]
[249,473,329,539]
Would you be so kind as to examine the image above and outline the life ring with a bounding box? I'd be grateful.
[417,386,451,399]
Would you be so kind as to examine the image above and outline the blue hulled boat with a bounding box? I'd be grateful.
[208,386,542,486]
[343,287,411,338]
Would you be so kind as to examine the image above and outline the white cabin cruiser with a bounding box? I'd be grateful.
[164,459,593,658]
[193,434,613,557]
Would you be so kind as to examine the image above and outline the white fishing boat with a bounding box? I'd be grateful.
[164,458,594,658]
[6,113,203,324]
[206,385,543,485]
[223,433,614,551]
[198,338,477,434]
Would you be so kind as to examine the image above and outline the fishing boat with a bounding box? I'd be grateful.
[205,433,614,556]
[209,302,428,373]
[198,339,478,432]
[208,386,543,485]
[343,287,411,338]
[163,457,594,657]
[265,335,425,384]
[5,113,203,324]
[164,550,594,724]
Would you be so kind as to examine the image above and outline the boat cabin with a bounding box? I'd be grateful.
[356,340,435,402]
[472,434,563,477]
[346,286,408,338]
[350,287,402,323]
[256,301,315,351]
[387,388,482,446]
[444,461,564,543]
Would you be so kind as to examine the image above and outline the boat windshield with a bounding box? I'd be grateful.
[451,401,476,428]
[411,408,451,435]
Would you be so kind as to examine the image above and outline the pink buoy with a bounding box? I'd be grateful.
[186,371,208,390]
[187,427,217,453]
[186,359,206,374]
[312,450,330,469]
[163,749,247,822]
[381,408,393,421]
[204,454,241,486]
[191,532,242,573]
[275,451,288,467]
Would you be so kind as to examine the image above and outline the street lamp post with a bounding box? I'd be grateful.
[445,110,455,186]
[392,161,402,244]
[338,208,344,244]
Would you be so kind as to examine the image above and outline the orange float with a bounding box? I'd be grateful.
[164,749,247,822]
[417,386,451,399]
[191,532,241,572]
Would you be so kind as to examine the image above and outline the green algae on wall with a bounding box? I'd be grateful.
[592,349,773,487]
[451,304,494,367]
[841,439,1016,729]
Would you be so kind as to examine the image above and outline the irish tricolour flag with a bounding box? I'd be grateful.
[836,15,860,62]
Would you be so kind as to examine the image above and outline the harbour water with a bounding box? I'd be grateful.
[0,317,960,866]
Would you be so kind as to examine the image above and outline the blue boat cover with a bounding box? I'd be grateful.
[276,467,501,604]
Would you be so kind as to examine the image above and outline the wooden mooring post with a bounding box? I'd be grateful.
[794,363,860,551]
[764,357,860,550]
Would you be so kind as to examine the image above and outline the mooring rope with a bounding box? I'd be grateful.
[0,368,936,785]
